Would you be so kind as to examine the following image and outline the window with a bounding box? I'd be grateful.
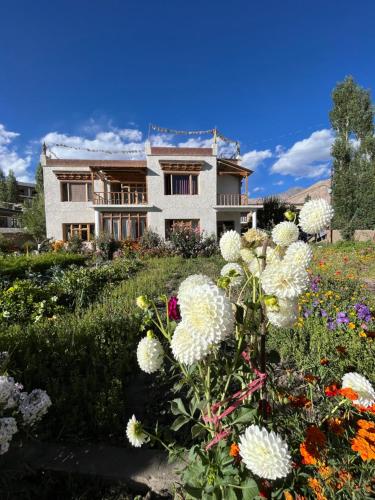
[101,212,147,240]
[164,173,198,195]
[63,223,95,241]
[61,182,92,202]
[165,219,200,238]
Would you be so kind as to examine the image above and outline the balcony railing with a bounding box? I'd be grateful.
[217,194,249,206]
[0,216,22,229]
[93,191,148,205]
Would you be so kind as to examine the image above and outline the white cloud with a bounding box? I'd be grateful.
[252,186,264,192]
[273,180,284,186]
[0,123,32,181]
[242,149,272,169]
[43,129,146,160]
[271,129,334,179]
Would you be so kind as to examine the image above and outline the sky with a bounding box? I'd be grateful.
[0,0,374,196]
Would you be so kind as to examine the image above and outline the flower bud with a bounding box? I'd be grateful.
[284,210,295,221]
[136,295,149,310]
[264,295,279,312]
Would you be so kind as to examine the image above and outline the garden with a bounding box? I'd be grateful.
[0,203,374,499]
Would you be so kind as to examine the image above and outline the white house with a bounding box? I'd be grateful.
[42,141,259,241]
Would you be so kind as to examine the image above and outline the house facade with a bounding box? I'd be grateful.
[42,142,258,241]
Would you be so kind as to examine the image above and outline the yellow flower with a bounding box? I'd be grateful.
[348,322,356,330]
[359,331,367,338]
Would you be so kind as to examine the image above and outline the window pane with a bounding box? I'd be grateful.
[121,218,130,239]
[139,218,146,237]
[61,183,69,201]
[191,175,198,195]
[87,183,93,201]
[103,218,111,235]
[70,183,86,202]
[164,174,171,195]
[172,175,190,195]
[112,219,120,240]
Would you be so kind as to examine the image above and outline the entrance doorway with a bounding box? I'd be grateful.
[217,221,235,238]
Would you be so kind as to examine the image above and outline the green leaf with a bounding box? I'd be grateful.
[241,479,259,499]
[191,423,205,439]
[232,407,257,424]
[170,415,190,431]
[171,398,188,416]
[225,487,240,500]
[184,484,204,499]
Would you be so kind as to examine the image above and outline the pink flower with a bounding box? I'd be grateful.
[168,296,181,321]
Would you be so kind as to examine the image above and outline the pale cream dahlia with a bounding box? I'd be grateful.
[240,247,254,263]
[341,372,375,408]
[242,228,268,247]
[283,241,312,268]
[219,230,242,261]
[220,262,244,286]
[266,298,298,328]
[248,255,263,278]
[179,282,234,346]
[136,336,164,374]
[299,198,334,234]
[261,262,308,299]
[178,274,213,305]
[239,425,292,480]
[271,221,299,247]
[171,322,211,365]
[126,415,146,447]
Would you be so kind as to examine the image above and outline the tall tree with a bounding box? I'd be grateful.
[5,169,18,203]
[330,76,375,239]
[0,169,7,202]
[21,164,46,244]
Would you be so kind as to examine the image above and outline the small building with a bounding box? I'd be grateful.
[42,142,261,241]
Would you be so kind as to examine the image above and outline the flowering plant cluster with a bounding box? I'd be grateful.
[127,199,374,498]
[0,357,51,455]
[298,275,374,338]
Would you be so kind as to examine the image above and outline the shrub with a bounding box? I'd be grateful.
[0,253,88,280]
[94,233,117,260]
[168,222,218,258]
[66,234,83,253]
[0,280,62,324]
[257,196,296,231]
[139,228,163,250]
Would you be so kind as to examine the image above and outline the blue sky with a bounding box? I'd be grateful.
[0,0,374,196]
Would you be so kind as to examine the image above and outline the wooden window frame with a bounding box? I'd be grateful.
[63,223,94,241]
[164,173,199,195]
[61,182,92,202]
[100,212,147,240]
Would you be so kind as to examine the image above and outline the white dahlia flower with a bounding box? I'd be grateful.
[221,262,244,286]
[240,248,254,263]
[248,256,263,278]
[299,198,334,234]
[284,241,312,269]
[341,372,375,408]
[219,230,242,261]
[126,415,146,447]
[242,228,268,246]
[179,282,234,346]
[178,274,213,305]
[272,221,299,247]
[19,389,52,426]
[0,417,18,455]
[261,262,308,299]
[0,376,16,408]
[266,246,283,266]
[171,322,210,365]
[136,336,164,374]
[239,425,292,480]
[266,298,299,328]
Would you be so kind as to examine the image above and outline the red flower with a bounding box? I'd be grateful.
[325,384,339,397]
[167,296,181,321]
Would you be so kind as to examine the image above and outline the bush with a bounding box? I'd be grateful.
[0,280,62,324]
[168,222,218,258]
[0,253,88,280]
[94,233,118,260]
[66,234,83,253]
[139,228,163,250]
[257,196,296,231]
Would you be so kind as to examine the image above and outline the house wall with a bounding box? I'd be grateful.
[43,165,98,240]
[146,153,218,237]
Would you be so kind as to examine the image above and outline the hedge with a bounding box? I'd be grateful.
[0,253,88,279]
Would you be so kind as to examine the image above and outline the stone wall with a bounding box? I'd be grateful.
[329,229,375,243]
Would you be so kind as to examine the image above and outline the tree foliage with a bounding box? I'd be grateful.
[21,164,46,243]
[257,196,295,231]
[330,76,375,239]
[0,169,18,203]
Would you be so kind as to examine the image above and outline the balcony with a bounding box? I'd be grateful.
[216,194,249,206]
[0,216,23,232]
[93,191,148,206]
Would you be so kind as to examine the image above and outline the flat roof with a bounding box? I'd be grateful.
[150,147,213,156]
[45,159,147,168]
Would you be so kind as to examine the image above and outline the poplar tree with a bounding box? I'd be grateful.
[329,76,375,239]
[5,169,18,203]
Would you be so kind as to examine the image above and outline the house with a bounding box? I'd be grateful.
[281,179,331,207]
[0,181,36,234]
[41,141,260,242]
